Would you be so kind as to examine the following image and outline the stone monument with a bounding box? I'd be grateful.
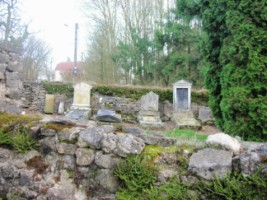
[95,97,121,123]
[172,80,201,129]
[66,82,92,119]
[44,94,55,114]
[137,91,162,127]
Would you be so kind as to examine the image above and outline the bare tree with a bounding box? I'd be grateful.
[0,0,24,46]
[22,36,51,81]
[82,0,119,84]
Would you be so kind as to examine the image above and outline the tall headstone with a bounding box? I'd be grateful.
[138,91,162,127]
[66,83,92,119]
[172,80,201,129]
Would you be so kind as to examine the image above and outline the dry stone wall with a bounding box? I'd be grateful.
[0,45,23,113]
[0,120,266,199]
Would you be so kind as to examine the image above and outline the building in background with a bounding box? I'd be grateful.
[54,61,84,82]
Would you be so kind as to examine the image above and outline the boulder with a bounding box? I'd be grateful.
[189,148,233,180]
[206,133,242,155]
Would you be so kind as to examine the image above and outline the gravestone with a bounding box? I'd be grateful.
[95,97,122,123]
[95,109,121,123]
[137,91,162,127]
[44,94,55,114]
[198,106,214,124]
[173,80,191,111]
[172,80,200,129]
[66,83,92,119]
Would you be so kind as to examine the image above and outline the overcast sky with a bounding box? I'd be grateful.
[21,0,88,68]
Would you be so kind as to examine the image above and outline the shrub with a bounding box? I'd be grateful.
[114,155,158,193]
[144,178,193,200]
[197,172,267,200]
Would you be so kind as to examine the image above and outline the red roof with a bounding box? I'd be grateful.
[55,62,84,71]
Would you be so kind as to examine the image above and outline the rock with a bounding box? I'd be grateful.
[66,109,90,120]
[233,144,267,176]
[138,134,177,147]
[62,155,76,170]
[206,133,242,155]
[39,137,57,153]
[78,127,106,149]
[57,127,83,142]
[46,169,79,200]
[96,109,122,123]
[95,151,121,169]
[41,128,56,137]
[188,148,233,180]
[122,126,145,135]
[101,134,145,157]
[95,169,119,192]
[158,166,179,183]
[76,148,95,166]
[180,175,199,185]
[56,143,77,155]
[0,148,15,162]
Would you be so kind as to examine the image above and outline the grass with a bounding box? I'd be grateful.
[164,129,208,141]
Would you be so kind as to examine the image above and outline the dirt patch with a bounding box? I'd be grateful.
[197,125,221,135]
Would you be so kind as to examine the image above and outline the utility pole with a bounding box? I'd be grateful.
[73,23,78,77]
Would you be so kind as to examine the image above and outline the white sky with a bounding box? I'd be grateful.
[21,0,88,69]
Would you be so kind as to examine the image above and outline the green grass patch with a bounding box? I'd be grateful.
[164,129,208,141]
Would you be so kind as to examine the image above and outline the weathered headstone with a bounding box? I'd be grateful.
[96,109,121,123]
[44,94,55,114]
[172,80,200,129]
[72,83,92,110]
[198,106,213,123]
[138,91,162,127]
[66,83,92,119]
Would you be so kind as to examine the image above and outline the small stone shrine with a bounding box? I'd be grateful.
[66,82,92,119]
[137,91,162,127]
[172,80,201,129]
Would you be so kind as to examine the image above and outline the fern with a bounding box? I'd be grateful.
[11,127,39,153]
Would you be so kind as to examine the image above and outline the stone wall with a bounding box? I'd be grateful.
[0,120,266,199]
[0,45,23,113]
[23,82,46,111]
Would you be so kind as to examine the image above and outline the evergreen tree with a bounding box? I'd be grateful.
[179,0,267,139]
